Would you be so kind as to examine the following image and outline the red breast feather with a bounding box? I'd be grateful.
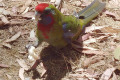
[35,3,55,39]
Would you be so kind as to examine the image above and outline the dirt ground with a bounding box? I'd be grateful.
[0,0,120,80]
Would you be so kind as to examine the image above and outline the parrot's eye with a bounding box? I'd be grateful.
[44,7,51,14]
[44,9,51,14]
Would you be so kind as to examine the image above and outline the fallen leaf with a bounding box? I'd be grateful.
[82,50,104,55]
[100,68,116,80]
[85,25,106,33]
[61,8,68,14]
[6,74,12,79]
[5,31,21,43]
[72,1,81,7]
[2,10,11,15]
[105,11,120,20]
[19,51,27,55]
[17,59,29,70]
[0,8,4,14]
[78,33,91,42]
[12,6,18,14]
[69,73,83,78]
[0,0,2,2]
[81,0,91,7]
[41,62,47,78]
[72,43,98,50]
[22,7,29,14]
[83,55,104,67]
[2,43,12,49]
[25,0,32,7]
[0,15,9,24]
[19,68,25,80]
[22,12,35,18]
[113,45,120,60]
[0,2,4,7]
[83,38,96,44]
[101,27,120,33]
[29,29,36,40]
[20,0,32,14]
[50,0,56,3]
[112,72,118,80]
[108,0,120,8]
[55,0,62,9]
[0,21,5,27]
[0,64,9,68]
[10,19,29,25]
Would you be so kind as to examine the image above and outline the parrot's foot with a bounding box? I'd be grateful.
[26,59,42,72]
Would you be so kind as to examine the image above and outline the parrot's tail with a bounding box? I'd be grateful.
[77,0,106,26]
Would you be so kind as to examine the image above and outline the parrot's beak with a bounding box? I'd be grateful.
[35,11,41,21]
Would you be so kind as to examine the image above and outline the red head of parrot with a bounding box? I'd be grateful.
[35,3,55,39]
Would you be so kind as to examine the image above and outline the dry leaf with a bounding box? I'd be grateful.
[6,74,12,79]
[22,7,29,14]
[16,59,29,70]
[55,0,62,9]
[61,8,68,14]
[108,0,120,8]
[20,0,32,13]
[73,1,81,7]
[82,50,105,55]
[81,0,91,7]
[112,72,118,80]
[30,29,36,40]
[10,19,29,25]
[0,0,2,2]
[2,43,12,49]
[12,6,18,14]
[22,12,35,18]
[105,11,120,20]
[85,25,106,33]
[0,63,9,68]
[105,11,118,18]
[40,63,47,77]
[100,68,116,80]
[78,33,91,42]
[5,31,21,43]
[83,55,104,67]
[50,0,56,3]
[113,45,120,60]
[0,15,9,24]
[19,68,25,80]
[101,27,120,33]
[83,38,96,44]
[3,10,11,15]
[41,65,47,78]
[25,0,32,7]
[0,21,6,27]
[69,73,83,78]
[0,8,4,13]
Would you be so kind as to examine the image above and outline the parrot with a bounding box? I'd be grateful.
[34,0,106,48]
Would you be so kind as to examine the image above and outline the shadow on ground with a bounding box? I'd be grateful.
[30,43,83,80]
